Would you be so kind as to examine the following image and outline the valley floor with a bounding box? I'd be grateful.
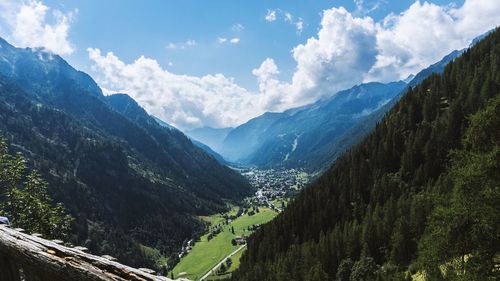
[170,168,309,281]
[171,206,278,280]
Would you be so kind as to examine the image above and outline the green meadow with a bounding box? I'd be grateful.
[171,207,278,280]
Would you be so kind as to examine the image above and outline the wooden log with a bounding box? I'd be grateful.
[138,268,156,275]
[0,254,21,281]
[74,246,88,252]
[101,255,117,261]
[0,226,172,281]
[23,265,44,281]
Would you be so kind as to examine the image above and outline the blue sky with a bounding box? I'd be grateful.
[0,0,498,130]
[43,0,462,89]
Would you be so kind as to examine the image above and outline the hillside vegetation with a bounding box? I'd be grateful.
[172,207,278,280]
[232,29,500,280]
[0,37,251,269]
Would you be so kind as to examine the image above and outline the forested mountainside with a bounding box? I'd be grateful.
[232,29,500,281]
[307,49,465,172]
[0,38,251,269]
[105,93,240,194]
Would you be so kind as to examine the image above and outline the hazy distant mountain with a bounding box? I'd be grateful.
[191,139,227,164]
[185,126,233,153]
[249,81,407,169]
[219,82,406,169]
[221,112,283,162]
[152,115,228,164]
[0,38,251,268]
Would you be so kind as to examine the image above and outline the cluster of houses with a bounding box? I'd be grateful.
[232,235,247,245]
[178,239,194,259]
[242,168,309,192]
[241,168,310,208]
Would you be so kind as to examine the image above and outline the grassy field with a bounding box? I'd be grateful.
[205,245,245,280]
[171,207,278,280]
[269,198,289,209]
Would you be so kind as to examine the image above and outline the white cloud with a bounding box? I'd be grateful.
[0,0,75,55]
[166,39,196,50]
[252,58,280,81]
[217,37,240,45]
[265,9,277,22]
[251,58,289,109]
[251,0,500,116]
[88,1,500,129]
[87,48,261,129]
[366,0,500,82]
[258,7,378,108]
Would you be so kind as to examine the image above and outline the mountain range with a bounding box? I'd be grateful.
[232,27,500,281]
[187,48,464,172]
[0,38,252,268]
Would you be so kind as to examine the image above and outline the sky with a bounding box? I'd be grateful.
[0,0,498,130]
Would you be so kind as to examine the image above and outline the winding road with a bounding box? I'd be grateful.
[199,244,246,281]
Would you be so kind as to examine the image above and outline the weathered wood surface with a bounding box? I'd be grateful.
[0,225,172,281]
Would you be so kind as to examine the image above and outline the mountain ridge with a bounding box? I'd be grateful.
[232,27,500,281]
[0,37,252,269]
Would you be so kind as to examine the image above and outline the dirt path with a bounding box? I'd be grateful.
[199,244,246,281]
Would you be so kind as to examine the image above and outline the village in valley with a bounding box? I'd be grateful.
[241,167,311,209]
[170,168,311,280]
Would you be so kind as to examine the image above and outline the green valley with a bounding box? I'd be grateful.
[171,206,278,280]
[170,167,311,280]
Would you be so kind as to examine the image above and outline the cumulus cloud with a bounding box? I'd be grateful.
[0,0,75,55]
[366,0,500,82]
[254,7,378,108]
[88,1,500,129]
[87,48,261,129]
[257,0,500,106]
[230,38,240,44]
